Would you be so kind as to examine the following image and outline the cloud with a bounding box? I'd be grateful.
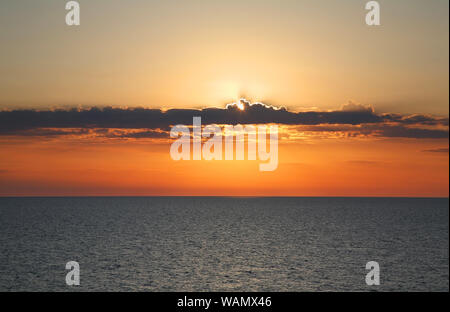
[0,128,91,137]
[0,99,448,139]
[383,113,449,126]
[103,129,169,139]
[341,100,374,113]
[422,148,449,153]
[293,124,449,139]
[373,125,449,139]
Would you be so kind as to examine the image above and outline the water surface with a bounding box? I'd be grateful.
[0,197,448,291]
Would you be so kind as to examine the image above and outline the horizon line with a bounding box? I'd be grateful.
[0,195,448,199]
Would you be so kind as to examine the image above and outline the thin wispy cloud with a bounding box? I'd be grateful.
[422,148,449,153]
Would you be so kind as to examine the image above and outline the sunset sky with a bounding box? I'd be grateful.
[0,0,448,196]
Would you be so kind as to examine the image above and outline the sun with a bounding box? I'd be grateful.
[225,98,248,110]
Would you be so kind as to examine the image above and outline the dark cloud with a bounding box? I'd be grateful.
[422,148,449,153]
[374,125,449,139]
[0,99,448,139]
[294,124,449,139]
[103,129,169,139]
[382,113,449,126]
[2,128,91,137]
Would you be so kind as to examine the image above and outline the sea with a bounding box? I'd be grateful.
[0,197,448,291]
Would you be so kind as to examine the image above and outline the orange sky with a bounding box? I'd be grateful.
[0,127,447,197]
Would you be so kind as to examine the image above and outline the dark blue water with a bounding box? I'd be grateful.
[0,197,448,291]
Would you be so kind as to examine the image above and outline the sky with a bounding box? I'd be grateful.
[0,0,448,196]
